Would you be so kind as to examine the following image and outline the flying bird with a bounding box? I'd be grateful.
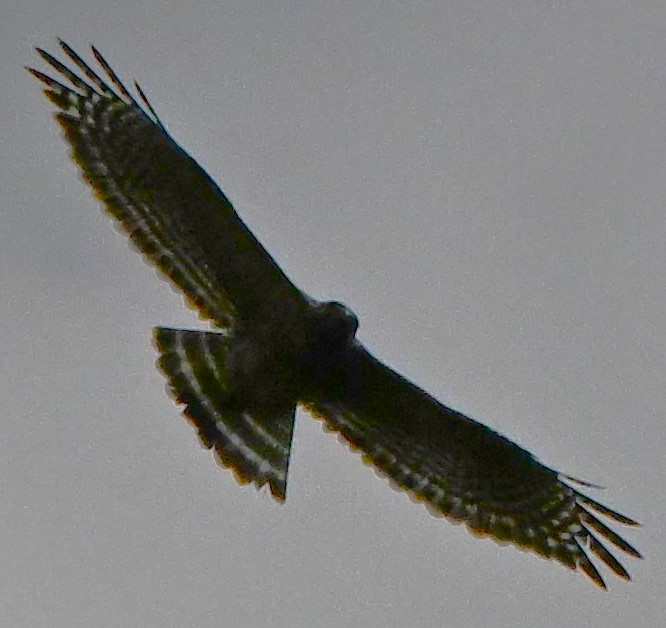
[28,41,642,589]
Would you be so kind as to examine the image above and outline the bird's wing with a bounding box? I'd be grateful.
[307,344,641,589]
[28,42,306,328]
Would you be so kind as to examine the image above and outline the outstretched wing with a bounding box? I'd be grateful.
[27,41,306,327]
[308,344,641,589]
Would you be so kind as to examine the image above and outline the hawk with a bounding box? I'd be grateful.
[28,41,641,589]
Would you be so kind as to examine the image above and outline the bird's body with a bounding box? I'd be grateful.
[29,41,641,589]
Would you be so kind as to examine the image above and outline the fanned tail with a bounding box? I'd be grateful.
[154,327,296,500]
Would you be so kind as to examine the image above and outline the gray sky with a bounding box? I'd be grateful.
[2,1,664,626]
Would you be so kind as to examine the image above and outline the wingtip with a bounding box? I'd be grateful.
[24,65,47,85]
[34,46,50,62]
[90,44,103,61]
[577,546,608,591]
[90,45,106,71]
[573,489,641,527]
[25,65,54,87]
[58,38,75,55]
[562,474,606,490]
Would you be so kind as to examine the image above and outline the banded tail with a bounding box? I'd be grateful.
[153,327,296,500]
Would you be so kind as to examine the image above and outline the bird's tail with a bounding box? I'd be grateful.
[153,327,296,501]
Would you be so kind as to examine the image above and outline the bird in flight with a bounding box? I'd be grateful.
[28,41,641,589]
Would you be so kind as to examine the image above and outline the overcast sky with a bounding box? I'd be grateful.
[2,2,664,626]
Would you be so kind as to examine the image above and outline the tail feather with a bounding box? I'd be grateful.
[153,327,296,500]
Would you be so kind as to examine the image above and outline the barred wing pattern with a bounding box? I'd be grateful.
[30,43,641,590]
[28,41,305,327]
[308,346,641,589]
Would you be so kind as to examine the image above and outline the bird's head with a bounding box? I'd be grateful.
[312,300,359,349]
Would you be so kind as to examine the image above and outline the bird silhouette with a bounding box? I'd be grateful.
[28,41,642,589]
